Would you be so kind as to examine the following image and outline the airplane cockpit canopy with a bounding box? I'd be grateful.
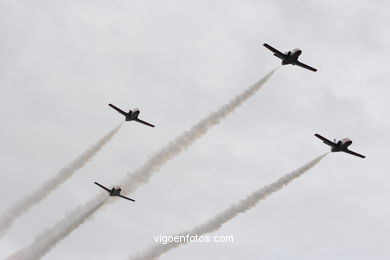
[341,138,351,143]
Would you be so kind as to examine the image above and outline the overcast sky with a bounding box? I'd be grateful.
[1,0,389,259]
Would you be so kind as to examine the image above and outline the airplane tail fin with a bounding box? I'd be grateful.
[133,109,140,118]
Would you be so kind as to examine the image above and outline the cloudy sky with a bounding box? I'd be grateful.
[1,0,389,259]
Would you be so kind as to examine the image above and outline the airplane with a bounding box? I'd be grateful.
[109,103,155,127]
[314,133,366,158]
[94,182,135,202]
[263,43,317,72]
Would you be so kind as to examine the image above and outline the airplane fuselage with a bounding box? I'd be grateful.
[331,138,352,152]
[281,49,302,65]
[109,188,122,196]
[125,110,140,121]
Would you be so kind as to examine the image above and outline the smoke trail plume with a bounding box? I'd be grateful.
[130,153,328,260]
[7,193,108,260]
[8,69,276,258]
[121,68,277,194]
[0,124,122,237]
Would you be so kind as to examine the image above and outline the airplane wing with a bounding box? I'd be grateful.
[263,43,286,59]
[135,118,155,128]
[314,134,336,146]
[118,194,135,202]
[109,104,128,116]
[94,182,111,192]
[345,149,366,159]
[294,61,317,72]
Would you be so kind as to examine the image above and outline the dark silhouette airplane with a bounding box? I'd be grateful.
[315,133,365,158]
[94,182,135,202]
[263,43,317,72]
[109,103,155,127]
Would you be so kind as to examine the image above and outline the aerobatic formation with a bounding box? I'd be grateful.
[3,42,365,259]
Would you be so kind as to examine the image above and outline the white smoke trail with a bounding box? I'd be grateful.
[129,153,328,260]
[8,69,276,258]
[120,68,277,194]
[0,124,122,237]
[6,193,108,260]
